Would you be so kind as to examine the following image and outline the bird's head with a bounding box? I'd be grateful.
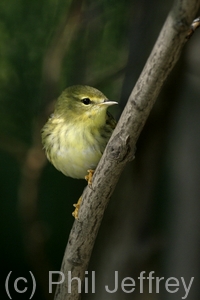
[55,85,117,126]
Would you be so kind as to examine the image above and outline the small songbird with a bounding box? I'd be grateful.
[41,85,117,217]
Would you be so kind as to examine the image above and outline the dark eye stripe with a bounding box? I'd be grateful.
[81,98,91,105]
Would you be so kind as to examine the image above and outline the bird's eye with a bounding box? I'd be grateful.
[81,98,91,105]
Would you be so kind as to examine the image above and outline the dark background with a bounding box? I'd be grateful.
[1,0,200,299]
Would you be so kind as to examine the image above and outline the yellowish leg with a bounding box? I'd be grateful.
[72,196,82,220]
[72,170,95,219]
[85,169,95,186]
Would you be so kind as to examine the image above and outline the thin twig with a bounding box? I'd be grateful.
[186,16,200,39]
[54,1,200,299]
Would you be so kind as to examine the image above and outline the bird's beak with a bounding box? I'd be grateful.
[100,99,118,106]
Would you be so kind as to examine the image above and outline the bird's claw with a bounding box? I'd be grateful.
[72,196,82,219]
[85,169,95,186]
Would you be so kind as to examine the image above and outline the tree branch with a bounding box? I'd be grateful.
[54,1,200,299]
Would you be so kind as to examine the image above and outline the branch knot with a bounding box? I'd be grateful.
[107,133,132,163]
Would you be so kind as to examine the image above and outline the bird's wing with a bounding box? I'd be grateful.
[106,111,117,130]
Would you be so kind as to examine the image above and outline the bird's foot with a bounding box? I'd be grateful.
[72,196,82,220]
[85,169,95,186]
[73,169,95,219]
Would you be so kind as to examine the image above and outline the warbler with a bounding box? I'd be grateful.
[41,85,117,183]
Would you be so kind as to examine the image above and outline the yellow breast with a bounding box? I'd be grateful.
[42,118,103,179]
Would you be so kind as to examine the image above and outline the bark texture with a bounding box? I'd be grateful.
[54,0,200,299]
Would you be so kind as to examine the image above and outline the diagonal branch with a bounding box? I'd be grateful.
[54,0,200,299]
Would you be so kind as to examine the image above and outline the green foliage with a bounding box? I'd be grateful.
[0,0,129,143]
[0,1,131,299]
[0,0,72,141]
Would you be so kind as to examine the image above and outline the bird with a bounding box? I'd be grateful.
[41,85,117,218]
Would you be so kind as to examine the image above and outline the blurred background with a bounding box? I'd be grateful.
[1,0,200,299]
